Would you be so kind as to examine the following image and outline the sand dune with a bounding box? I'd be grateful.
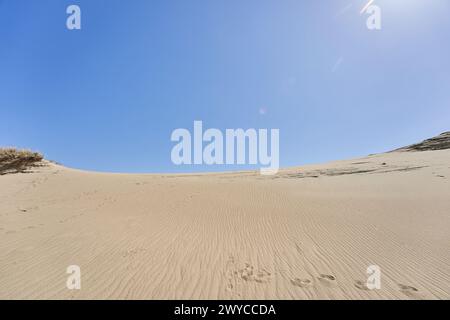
[0,148,449,299]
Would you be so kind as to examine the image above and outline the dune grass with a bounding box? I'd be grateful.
[0,148,44,175]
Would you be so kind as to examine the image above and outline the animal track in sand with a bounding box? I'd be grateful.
[226,282,235,291]
[235,263,272,283]
[354,280,370,290]
[398,284,421,298]
[225,259,272,296]
[317,274,337,287]
[254,269,272,283]
[291,278,313,288]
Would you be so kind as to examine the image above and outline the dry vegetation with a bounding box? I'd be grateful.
[0,148,43,175]
[394,131,450,152]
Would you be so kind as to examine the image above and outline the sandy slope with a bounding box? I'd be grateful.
[0,150,449,299]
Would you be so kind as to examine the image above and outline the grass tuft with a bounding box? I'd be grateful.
[0,148,44,175]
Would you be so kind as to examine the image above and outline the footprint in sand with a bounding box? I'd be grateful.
[254,269,271,283]
[291,278,313,288]
[239,263,254,281]
[233,263,272,283]
[225,260,272,298]
[317,274,337,287]
[354,280,370,291]
[398,284,421,298]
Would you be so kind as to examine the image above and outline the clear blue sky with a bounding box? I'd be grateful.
[1,0,449,173]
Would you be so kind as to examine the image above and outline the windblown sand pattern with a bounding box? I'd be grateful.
[0,149,449,299]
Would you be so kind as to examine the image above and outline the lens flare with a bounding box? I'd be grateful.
[360,0,375,14]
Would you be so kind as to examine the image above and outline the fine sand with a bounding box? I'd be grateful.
[0,150,449,299]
